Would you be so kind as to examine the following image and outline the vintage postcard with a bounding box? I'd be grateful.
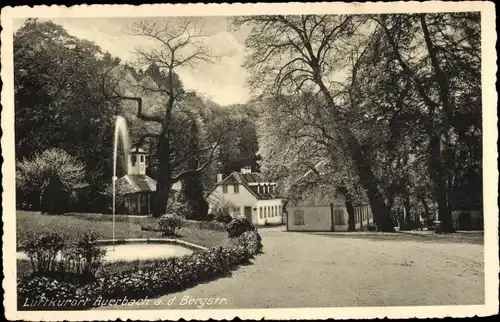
[1,1,498,321]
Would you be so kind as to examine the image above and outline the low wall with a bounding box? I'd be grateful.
[97,238,208,252]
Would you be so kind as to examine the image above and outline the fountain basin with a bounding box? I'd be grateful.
[16,238,207,262]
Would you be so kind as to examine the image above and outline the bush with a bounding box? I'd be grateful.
[237,230,263,256]
[24,232,66,275]
[366,223,377,231]
[24,231,106,280]
[16,148,88,214]
[170,201,194,219]
[18,245,252,310]
[64,232,106,278]
[158,214,184,236]
[17,276,78,309]
[214,211,233,224]
[226,218,255,238]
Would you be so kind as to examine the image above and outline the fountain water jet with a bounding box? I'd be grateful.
[112,116,130,250]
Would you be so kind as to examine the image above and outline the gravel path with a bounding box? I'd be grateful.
[97,227,484,310]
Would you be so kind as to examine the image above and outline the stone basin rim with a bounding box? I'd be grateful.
[17,238,208,252]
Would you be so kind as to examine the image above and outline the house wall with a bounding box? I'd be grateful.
[207,183,257,216]
[256,199,283,226]
[287,205,332,231]
[286,204,373,231]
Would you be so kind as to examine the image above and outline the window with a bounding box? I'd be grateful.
[140,155,144,162]
[233,184,239,193]
[233,207,239,215]
[264,207,267,218]
[268,206,271,217]
[294,210,305,225]
[131,155,137,166]
[222,185,228,193]
[259,207,262,219]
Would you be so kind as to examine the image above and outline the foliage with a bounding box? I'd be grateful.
[18,245,257,310]
[237,230,263,256]
[14,19,120,213]
[235,13,481,232]
[158,214,185,236]
[16,148,88,213]
[23,231,106,279]
[169,200,195,219]
[24,232,66,275]
[214,211,233,225]
[64,232,107,278]
[226,218,256,238]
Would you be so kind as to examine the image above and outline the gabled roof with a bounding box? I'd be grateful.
[116,174,156,194]
[214,171,281,200]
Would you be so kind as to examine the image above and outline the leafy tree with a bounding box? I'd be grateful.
[14,19,120,212]
[234,15,395,231]
[16,148,89,213]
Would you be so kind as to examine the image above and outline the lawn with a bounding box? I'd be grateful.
[16,211,235,279]
[16,211,233,250]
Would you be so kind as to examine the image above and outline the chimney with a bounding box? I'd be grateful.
[241,166,252,174]
[216,173,223,183]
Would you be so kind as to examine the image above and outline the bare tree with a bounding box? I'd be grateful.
[106,17,224,217]
[235,15,395,231]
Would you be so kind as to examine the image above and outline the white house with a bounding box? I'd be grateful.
[206,167,283,226]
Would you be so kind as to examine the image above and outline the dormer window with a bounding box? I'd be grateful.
[131,155,137,166]
[140,155,144,162]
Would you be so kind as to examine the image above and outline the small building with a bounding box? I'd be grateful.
[286,202,373,232]
[115,147,156,215]
[206,166,283,226]
[284,159,373,232]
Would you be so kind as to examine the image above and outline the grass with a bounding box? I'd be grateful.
[16,210,235,279]
[16,211,233,250]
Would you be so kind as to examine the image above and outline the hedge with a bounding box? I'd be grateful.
[18,245,252,310]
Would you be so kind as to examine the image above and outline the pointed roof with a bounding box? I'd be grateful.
[213,171,281,200]
[116,174,156,194]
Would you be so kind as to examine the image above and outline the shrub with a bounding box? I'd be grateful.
[170,201,194,219]
[24,231,106,280]
[214,211,233,224]
[64,232,106,278]
[237,230,263,256]
[24,232,66,275]
[18,245,253,310]
[158,214,184,236]
[226,218,255,238]
[17,276,77,309]
[366,223,377,231]
[16,148,88,214]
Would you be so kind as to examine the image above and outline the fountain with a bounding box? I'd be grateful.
[112,116,130,250]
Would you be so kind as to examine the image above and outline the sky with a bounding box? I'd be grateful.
[13,17,252,106]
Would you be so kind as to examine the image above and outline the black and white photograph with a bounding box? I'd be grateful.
[1,2,498,320]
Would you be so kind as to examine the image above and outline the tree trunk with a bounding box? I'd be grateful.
[349,138,394,232]
[337,186,356,231]
[403,191,412,230]
[152,134,172,217]
[316,80,393,232]
[428,134,455,233]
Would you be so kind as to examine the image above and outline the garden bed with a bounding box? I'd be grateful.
[17,213,263,310]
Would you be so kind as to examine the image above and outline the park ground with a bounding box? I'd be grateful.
[96,226,484,309]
